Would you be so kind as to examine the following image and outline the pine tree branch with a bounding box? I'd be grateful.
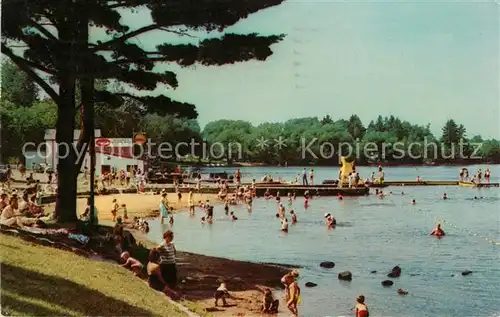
[1,44,60,103]
[92,24,195,52]
[91,24,159,51]
[158,27,195,38]
[27,18,59,41]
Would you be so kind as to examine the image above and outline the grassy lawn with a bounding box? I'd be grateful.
[0,234,190,317]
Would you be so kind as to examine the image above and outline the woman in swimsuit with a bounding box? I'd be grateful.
[286,274,300,317]
[354,295,369,317]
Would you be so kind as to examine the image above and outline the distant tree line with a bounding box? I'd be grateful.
[2,59,499,166]
[201,116,500,165]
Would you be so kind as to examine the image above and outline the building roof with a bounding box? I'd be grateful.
[44,129,102,140]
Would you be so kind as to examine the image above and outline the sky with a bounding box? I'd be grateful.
[87,1,500,139]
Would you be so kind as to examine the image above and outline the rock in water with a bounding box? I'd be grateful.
[388,265,401,278]
[381,280,394,287]
[370,270,377,274]
[461,270,472,276]
[320,261,335,269]
[305,282,317,287]
[338,271,352,281]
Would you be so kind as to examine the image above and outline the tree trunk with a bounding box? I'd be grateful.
[55,75,78,222]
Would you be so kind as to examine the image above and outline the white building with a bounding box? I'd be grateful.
[43,130,144,175]
[93,137,144,175]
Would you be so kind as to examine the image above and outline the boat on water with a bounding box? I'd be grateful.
[458,182,499,188]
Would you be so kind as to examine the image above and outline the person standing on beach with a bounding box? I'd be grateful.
[188,190,195,214]
[302,168,308,185]
[286,273,300,317]
[157,230,178,289]
[235,169,241,185]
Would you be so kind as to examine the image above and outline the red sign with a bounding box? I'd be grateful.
[134,133,147,145]
[95,138,111,147]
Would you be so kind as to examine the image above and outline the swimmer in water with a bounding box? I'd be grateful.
[324,213,336,227]
[442,193,447,200]
[337,193,343,200]
[276,191,281,201]
[264,189,271,199]
[281,218,289,232]
[304,198,309,209]
[169,215,174,225]
[430,223,445,236]
[292,191,296,200]
[412,199,416,205]
[201,216,206,224]
[290,210,297,224]
[230,211,238,221]
[278,203,285,218]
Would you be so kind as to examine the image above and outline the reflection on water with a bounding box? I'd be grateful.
[146,166,500,317]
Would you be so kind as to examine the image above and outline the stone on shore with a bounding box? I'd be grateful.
[320,261,335,269]
[338,271,352,281]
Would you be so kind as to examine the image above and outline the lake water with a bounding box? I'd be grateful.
[147,165,500,317]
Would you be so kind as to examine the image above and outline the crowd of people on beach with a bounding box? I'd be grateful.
[2,162,496,317]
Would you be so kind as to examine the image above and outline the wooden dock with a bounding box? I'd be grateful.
[254,186,369,197]
[321,180,500,187]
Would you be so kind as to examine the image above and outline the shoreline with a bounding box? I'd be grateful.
[42,192,294,316]
[127,226,294,316]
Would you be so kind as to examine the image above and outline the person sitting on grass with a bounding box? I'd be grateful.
[147,248,179,299]
[120,251,144,277]
[261,288,279,314]
[113,217,137,254]
[214,282,237,307]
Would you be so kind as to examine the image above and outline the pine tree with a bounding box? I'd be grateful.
[1,0,285,221]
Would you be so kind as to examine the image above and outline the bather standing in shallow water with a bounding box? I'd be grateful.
[281,218,289,232]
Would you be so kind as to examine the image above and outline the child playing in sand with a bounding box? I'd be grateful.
[354,295,369,317]
[214,282,236,307]
[120,251,143,276]
[262,288,279,314]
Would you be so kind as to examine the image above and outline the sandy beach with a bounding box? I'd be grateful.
[41,192,220,221]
